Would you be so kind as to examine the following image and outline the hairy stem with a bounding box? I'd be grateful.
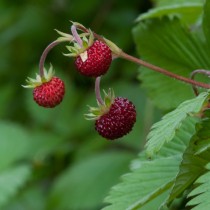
[39,40,60,77]
[76,25,210,90]
[71,25,83,48]
[95,77,104,105]
[120,51,210,90]
[190,69,210,96]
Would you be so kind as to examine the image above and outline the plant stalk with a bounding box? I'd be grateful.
[119,51,210,90]
[190,69,210,95]
[95,77,104,105]
[39,40,60,77]
[76,24,210,90]
[71,25,83,48]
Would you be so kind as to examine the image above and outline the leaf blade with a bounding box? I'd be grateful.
[0,164,31,207]
[146,91,209,157]
[133,17,210,110]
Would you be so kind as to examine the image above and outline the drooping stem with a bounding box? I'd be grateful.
[39,40,60,77]
[119,51,210,90]
[190,69,210,96]
[71,25,83,48]
[95,77,104,105]
[75,25,210,90]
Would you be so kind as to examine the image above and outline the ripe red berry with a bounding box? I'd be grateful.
[75,40,112,77]
[95,97,136,140]
[33,77,65,108]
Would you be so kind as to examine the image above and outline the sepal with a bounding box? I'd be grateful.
[61,22,95,58]
[55,29,74,42]
[70,21,87,32]
[22,65,55,88]
[85,89,115,120]
[103,37,122,57]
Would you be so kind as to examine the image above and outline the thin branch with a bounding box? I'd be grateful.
[190,69,210,96]
[75,25,210,91]
[39,41,60,77]
[119,51,210,90]
[71,25,83,48]
[95,77,104,105]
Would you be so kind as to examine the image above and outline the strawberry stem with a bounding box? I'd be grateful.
[95,77,104,105]
[190,69,210,96]
[75,24,210,91]
[39,40,60,78]
[119,51,210,90]
[71,25,83,48]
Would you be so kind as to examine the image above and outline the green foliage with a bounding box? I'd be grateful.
[0,122,30,170]
[154,0,203,7]
[103,1,210,209]
[187,164,210,210]
[202,0,210,47]
[2,0,210,209]
[163,110,210,208]
[133,16,210,110]
[48,152,134,210]
[136,1,203,24]
[1,0,152,209]
[103,156,178,210]
[0,165,31,208]
[103,97,202,210]
[145,91,209,157]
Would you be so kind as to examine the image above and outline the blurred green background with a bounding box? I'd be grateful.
[0,0,162,209]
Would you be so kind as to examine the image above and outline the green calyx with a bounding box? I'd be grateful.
[56,23,94,60]
[64,31,94,58]
[22,65,54,88]
[85,89,115,120]
[55,29,74,42]
[102,37,122,57]
[56,21,122,60]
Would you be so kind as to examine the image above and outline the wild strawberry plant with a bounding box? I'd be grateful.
[2,0,210,209]
[21,0,210,209]
[103,0,210,210]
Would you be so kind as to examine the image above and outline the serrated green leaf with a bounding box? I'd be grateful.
[0,164,31,208]
[133,17,210,110]
[184,110,210,210]
[103,156,179,210]
[157,116,198,158]
[47,152,134,210]
[187,170,210,210]
[154,0,203,7]
[163,144,208,206]
[136,3,203,25]
[193,110,210,155]
[145,91,209,157]
[162,109,210,208]
[103,115,197,210]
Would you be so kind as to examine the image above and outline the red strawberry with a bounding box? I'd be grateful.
[75,40,112,77]
[95,97,136,140]
[23,66,65,108]
[33,77,65,108]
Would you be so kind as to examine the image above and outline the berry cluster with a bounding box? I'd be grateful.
[23,22,136,140]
